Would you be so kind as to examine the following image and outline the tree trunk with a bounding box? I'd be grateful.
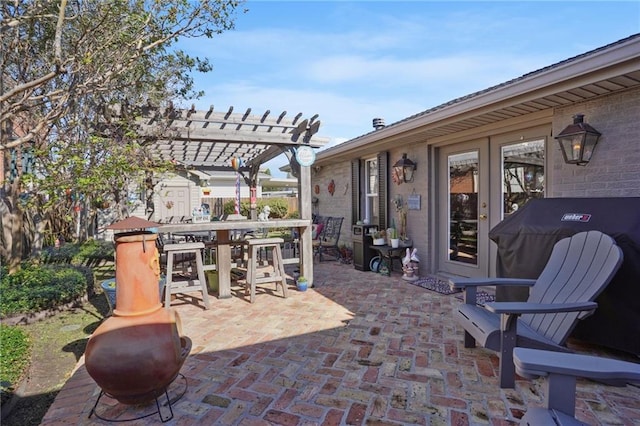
[0,182,25,273]
[31,214,47,258]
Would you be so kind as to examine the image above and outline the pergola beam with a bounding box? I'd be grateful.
[133,105,327,172]
[143,127,326,147]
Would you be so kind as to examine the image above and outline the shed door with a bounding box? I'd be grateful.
[159,186,190,221]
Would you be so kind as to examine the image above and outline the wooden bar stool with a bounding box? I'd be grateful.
[245,237,288,303]
[163,242,210,310]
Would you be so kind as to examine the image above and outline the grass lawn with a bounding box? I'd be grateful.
[1,263,114,426]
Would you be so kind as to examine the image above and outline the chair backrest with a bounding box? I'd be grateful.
[523,230,623,345]
[320,217,343,244]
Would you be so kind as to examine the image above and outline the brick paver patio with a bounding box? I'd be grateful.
[41,262,640,425]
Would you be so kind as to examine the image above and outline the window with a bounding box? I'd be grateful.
[351,152,388,228]
[365,158,378,224]
[448,151,479,264]
[501,139,545,218]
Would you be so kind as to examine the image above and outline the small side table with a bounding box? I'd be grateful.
[369,241,413,275]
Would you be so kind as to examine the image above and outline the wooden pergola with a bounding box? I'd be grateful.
[135,104,329,220]
[128,104,330,287]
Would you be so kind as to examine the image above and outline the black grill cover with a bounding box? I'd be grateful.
[489,197,640,356]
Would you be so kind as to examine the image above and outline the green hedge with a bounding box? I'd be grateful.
[0,324,31,403]
[41,239,114,265]
[73,239,114,261]
[0,264,90,318]
[223,198,289,218]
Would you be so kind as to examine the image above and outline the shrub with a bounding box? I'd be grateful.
[223,199,250,216]
[40,243,79,264]
[0,264,88,318]
[223,198,290,218]
[74,239,114,262]
[261,199,288,218]
[41,239,114,266]
[0,324,31,404]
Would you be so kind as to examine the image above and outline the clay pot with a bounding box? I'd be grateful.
[85,309,191,404]
[85,231,191,405]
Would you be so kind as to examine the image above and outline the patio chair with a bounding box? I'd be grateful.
[313,216,344,261]
[513,347,640,425]
[449,230,623,388]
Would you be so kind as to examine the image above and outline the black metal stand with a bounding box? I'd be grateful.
[88,373,187,423]
[370,242,412,274]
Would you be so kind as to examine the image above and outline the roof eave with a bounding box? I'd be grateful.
[316,34,640,162]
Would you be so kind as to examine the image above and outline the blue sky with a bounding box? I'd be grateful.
[179,1,640,176]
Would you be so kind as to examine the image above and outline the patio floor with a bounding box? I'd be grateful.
[41,261,640,425]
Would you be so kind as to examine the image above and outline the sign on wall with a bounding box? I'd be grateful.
[408,194,421,210]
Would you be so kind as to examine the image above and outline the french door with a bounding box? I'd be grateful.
[437,134,547,278]
[438,140,490,278]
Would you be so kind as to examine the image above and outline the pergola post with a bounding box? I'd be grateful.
[245,164,260,221]
[298,162,313,285]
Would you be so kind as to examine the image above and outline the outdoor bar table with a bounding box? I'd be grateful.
[160,219,313,298]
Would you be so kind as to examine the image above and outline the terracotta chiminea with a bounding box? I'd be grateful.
[85,230,192,405]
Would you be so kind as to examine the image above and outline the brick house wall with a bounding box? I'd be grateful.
[386,147,430,268]
[313,146,432,263]
[313,161,352,247]
[552,87,640,197]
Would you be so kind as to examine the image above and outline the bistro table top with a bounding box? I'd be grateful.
[369,240,413,253]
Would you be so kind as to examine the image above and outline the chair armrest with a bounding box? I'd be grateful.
[514,347,640,384]
[485,301,597,315]
[449,277,536,290]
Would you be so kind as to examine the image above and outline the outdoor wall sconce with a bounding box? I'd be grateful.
[393,153,417,183]
[555,114,601,166]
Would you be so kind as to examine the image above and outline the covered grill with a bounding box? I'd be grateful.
[489,197,640,356]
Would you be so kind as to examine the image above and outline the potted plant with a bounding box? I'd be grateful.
[373,230,386,246]
[101,276,167,315]
[296,276,308,291]
[388,227,399,248]
[101,278,117,314]
[339,244,353,264]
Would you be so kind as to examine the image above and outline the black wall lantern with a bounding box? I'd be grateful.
[393,153,417,183]
[555,114,601,166]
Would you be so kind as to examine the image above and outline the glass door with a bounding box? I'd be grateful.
[437,132,547,279]
[501,139,545,218]
[438,141,489,278]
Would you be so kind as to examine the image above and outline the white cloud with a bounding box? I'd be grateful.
[177,1,640,177]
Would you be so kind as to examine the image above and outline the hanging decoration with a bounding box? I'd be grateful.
[328,179,335,196]
[392,195,408,240]
[231,157,243,214]
[392,168,402,185]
